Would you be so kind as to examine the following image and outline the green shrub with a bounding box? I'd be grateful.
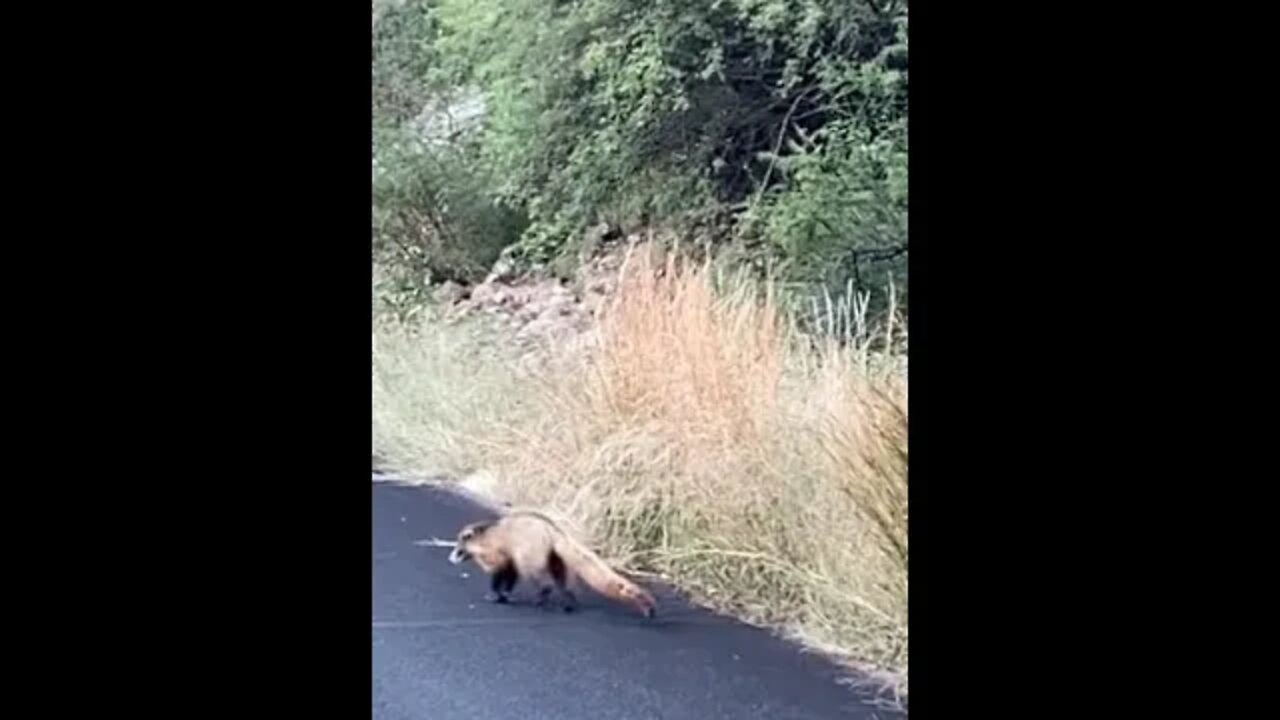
[373,0,527,299]
[372,130,526,288]
[429,0,907,292]
[374,0,908,315]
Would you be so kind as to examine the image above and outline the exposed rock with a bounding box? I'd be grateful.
[432,280,467,306]
[430,243,642,356]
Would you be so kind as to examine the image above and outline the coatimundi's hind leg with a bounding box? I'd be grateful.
[486,563,518,604]
[545,550,578,613]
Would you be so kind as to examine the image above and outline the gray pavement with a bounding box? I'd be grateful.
[372,480,903,719]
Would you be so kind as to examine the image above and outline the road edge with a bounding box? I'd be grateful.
[371,470,908,714]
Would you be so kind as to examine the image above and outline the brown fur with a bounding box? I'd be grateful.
[448,510,656,618]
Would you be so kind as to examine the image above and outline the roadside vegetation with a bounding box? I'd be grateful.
[373,0,908,702]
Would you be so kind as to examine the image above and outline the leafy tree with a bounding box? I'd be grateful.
[373,0,908,311]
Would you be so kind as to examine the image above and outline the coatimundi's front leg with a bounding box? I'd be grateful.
[486,563,518,604]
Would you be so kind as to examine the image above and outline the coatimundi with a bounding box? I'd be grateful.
[448,510,656,618]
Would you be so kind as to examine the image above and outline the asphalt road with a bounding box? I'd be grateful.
[372,480,903,719]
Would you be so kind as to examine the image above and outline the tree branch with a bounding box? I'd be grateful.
[752,85,819,205]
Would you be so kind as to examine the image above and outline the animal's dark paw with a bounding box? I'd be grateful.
[484,592,508,604]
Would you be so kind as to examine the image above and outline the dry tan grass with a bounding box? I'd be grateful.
[372,243,908,698]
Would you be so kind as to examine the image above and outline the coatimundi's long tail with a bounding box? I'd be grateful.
[548,525,656,618]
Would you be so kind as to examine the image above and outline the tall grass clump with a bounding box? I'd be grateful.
[372,307,541,479]
[372,243,907,697]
